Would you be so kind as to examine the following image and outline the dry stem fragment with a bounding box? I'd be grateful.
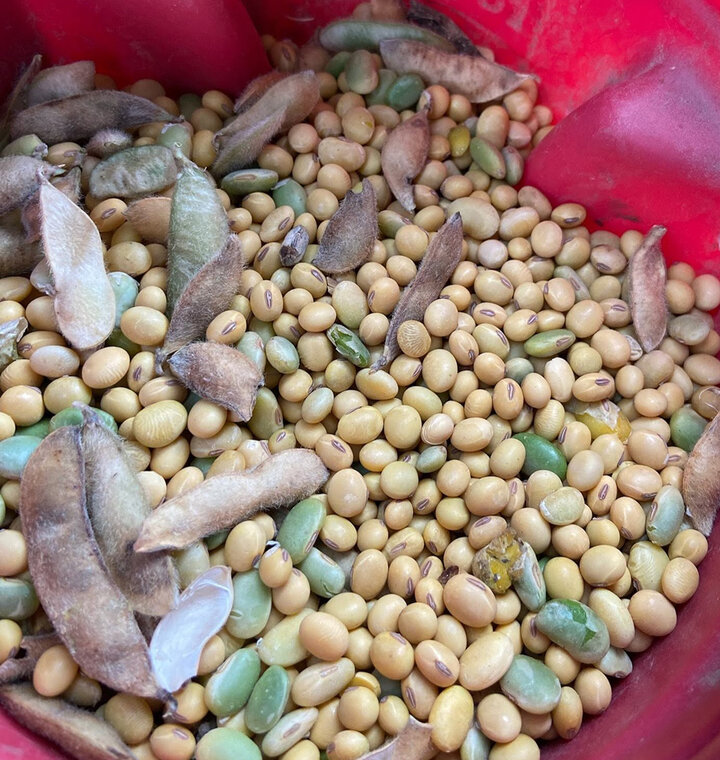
[124,195,171,243]
[313,179,378,273]
[627,225,668,352]
[134,449,329,552]
[26,60,96,106]
[682,411,720,536]
[0,683,136,760]
[359,717,436,760]
[379,39,534,102]
[375,212,464,369]
[167,341,263,419]
[381,106,430,212]
[10,90,177,144]
[20,427,162,698]
[37,178,115,350]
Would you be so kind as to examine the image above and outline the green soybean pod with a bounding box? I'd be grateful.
[273,179,307,218]
[513,432,567,480]
[16,419,51,438]
[227,570,272,639]
[298,547,346,598]
[534,599,610,664]
[646,485,685,547]
[0,578,39,620]
[196,727,262,760]
[276,497,327,564]
[0,435,43,479]
[245,665,291,733]
[108,271,139,328]
[205,648,262,717]
[327,324,370,368]
[386,74,426,111]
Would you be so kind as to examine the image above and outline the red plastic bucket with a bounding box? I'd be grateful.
[1,1,720,758]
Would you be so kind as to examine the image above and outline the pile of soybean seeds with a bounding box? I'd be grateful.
[0,4,719,760]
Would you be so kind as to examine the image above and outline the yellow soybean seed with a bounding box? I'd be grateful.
[33,644,79,697]
[132,399,187,448]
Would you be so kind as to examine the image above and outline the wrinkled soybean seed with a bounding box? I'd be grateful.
[535,599,610,664]
[327,324,370,368]
[277,497,326,563]
[205,648,261,717]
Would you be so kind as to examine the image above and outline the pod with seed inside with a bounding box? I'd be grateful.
[25,60,95,106]
[89,145,177,200]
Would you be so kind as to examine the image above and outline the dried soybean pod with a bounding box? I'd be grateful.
[627,225,668,352]
[134,449,328,552]
[160,233,245,360]
[359,716,435,759]
[407,0,481,56]
[168,341,263,419]
[211,107,287,178]
[89,145,177,200]
[20,427,161,698]
[234,70,289,114]
[0,221,41,276]
[379,39,533,103]
[167,159,229,314]
[10,90,177,144]
[124,196,172,243]
[37,177,115,350]
[682,412,720,536]
[0,317,28,371]
[0,155,57,215]
[26,60,96,106]
[81,413,179,617]
[313,179,378,273]
[52,165,82,204]
[381,105,430,212]
[0,683,136,760]
[280,224,310,267]
[0,54,42,145]
[86,128,134,158]
[375,212,463,370]
[0,633,60,686]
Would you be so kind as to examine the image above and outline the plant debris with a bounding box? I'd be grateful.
[627,225,668,352]
[682,411,720,536]
[381,105,430,212]
[0,633,60,686]
[51,165,82,204]
[279,224,310,266]
[312,179,378,273]
[379,39,534,102]
[134,449,329,552]
[0,316,28,372]
[86,128,134,158]
[234,70,289,114]
[407,0,481,56]
[358,717,436,759]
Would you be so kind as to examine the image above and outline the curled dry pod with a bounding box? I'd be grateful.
[168,341,263,419]
[86,128,134,158]
[10,90,177,144]
[313,179,378,273]
[407,0,481,56]
[0,54,42,145]
[0,683,136,760]
[149,566,233,694]
[379,39,534,103]
[20,426,162,698]
[381,105,430,212]
[0,155,57,215]
[280,224,310,267]
[37,177,115,350]
[124,195,171,243]
[359,717,436,759]
[160,233,246,360]
[682,412,720,536]
[81,411,179,617]
[167,159,229,314]
[234,70,289,114]
[0,219,41,275]
[627,225,668,352]
[0,316,28,372]
[0,633,60,686]
[134,449,329,552]
[26,60,96,106]
[51,165,82,204]
[375,212,463,369]
[89,145,178,200]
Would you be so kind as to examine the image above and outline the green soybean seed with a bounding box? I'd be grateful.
[502,145,524,186]
[89,144,177,200]
[227,570,272,639]
[221,168,279,197]
[597,646,633,679]
[554,266,592,301]
[325,51,352,77]
[16,419,51,438]
[460,725,492,760]
[237,331,267,373]
[416,445,447,473]
[535,598,610,664]
[327,324,370,368]
[298,547,346,598]
[205,529,230,551]
[245,664,291,733]
[178,93,202,120]
[670,406,707,452]
[513,432,567,480]
[378,209,411,238]
[249,318,275,346]
[0,494,5,525]
[196,727,262,760]
[108,271,139,328]
[504,357,534,384]
[105,327,140,356]
[0,578,39,620]
[499,654,562,714]
[511,542,546,612]
[49,406,118,434]
[260,707,319,757]
[319,19,453,52]
[523,329,577,358]
[365,69,398,107]
[248,387,284,440]
[156,123,193,157]
[257,609,313,667]
[272,178,307,217]
[345,50,379,95]
[1,134,47,158]
[0,435,43,479]
[191,456,215,475]
[276,497,326,564]
[386,74,426,111]
[646,484,685,547]
[539,486,585,526]
[265,336,300,374]
[470,137,506,180]
[205,648,261,717]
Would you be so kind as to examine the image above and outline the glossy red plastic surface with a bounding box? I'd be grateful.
[2,1,720,758]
